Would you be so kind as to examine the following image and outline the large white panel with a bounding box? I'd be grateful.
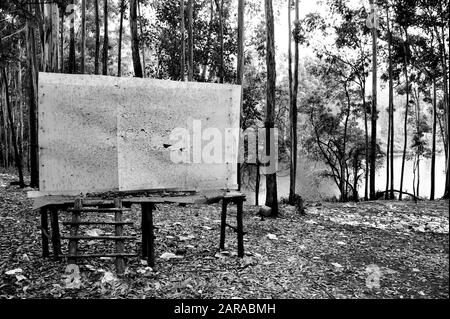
[37,73,241,195]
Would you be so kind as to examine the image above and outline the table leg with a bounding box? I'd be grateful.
[236,200,244,258]
[50,207,62,260]
[141,203,148,257]
[220,199,228,250]
[40,208,49,258]
[143,203,155,267]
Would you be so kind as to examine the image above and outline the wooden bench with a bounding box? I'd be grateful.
[36,191,246,273]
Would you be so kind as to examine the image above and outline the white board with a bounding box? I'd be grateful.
[37,73,241,196]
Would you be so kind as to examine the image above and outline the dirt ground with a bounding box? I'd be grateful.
[0,173,448,299]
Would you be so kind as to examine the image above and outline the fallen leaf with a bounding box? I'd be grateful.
[160,252,183,260]
[5,268,22,275]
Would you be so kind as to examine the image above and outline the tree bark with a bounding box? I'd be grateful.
[386,5,394,199]
[130,0,143,77]
[118,0,125,77]
[369,0,378,200]
[80,0,86,74]
[68,0,76,74]
[180,0,186,81]
[138,0,146,77]
[187,0,194,81]
[264,0,278,217]
[289,0,299,204]
[237,0,244,190]
[60,6,64,73]
[399,29,409,201]
[2,68,24,187]
[102,0,109,75]
[215,0,224,83]
[26,19,39,187]
[94,0,100,74]
[431,78,437,200]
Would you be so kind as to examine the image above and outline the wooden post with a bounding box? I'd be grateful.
[50,207,62,260]
[40,207,49,257]
[236,199,244,258]
[141,203,148,257]
[114,198,125,274]
[219,199,228,250]
[142,203,154,267]
[68,198,82,264]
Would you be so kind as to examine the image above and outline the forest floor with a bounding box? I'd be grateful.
[0,172,448,299]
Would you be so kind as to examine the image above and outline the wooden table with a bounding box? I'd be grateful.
[36,191,246,270]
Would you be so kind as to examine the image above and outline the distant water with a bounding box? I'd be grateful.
[243,154,447,204]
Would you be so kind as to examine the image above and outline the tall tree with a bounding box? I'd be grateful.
[118,0,125,77]
[130,0,143,77]
[385,2,395,199]
[264,0,279,217]
[180,0,186,81]
[237,0,244,190]
[369,0,378,200]
[102,0,108,75]
[187,0,194,81]
[80,0,86,74]
[68,0,76,74]
[94,0,100,74]
[1,67,24,187]
[289,0,299,204]
[215,0,224,83]
[59,4,64,73]
[138,0,146,77]
[25,15,39,187]
[397,0,415,200]
[431,78,437,200]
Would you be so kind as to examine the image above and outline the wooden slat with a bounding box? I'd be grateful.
[62,221,134,226]
[67,208,131,212]
[68,199,82,264]
[114,198,126,274]
[61,236,135,240]
[64,253,137,258]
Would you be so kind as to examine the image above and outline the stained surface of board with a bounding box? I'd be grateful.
[38,73,241,195]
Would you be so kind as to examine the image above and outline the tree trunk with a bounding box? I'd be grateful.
[130,0,143,77]
[237,0,244,190]
[102,0,109,75]
[138,0,146,77]
[60,7,64,73]
[399,29,409,201]
[415,89,421,198]
[118,0,125,77]
[215,0,224,83]
[26,20,39,187]
[80,0,86,74]
[180,0,186,81]
[68,0,76,74]
[362,82,369,201]
[369,0,378,200]
[187,0,194,81]
[94,0,100,74]
[2,68,24,187]
[255,128,260,206]
[289,0,299,204]
[386,6,394,199]
[264,0,278,217]
[440,10,450,199]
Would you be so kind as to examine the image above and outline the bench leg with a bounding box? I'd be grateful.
[220,199,228,250]
[236,200,244,258]
[50,207,62,260]
[143,203,155,267]
[40,208,49,258]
